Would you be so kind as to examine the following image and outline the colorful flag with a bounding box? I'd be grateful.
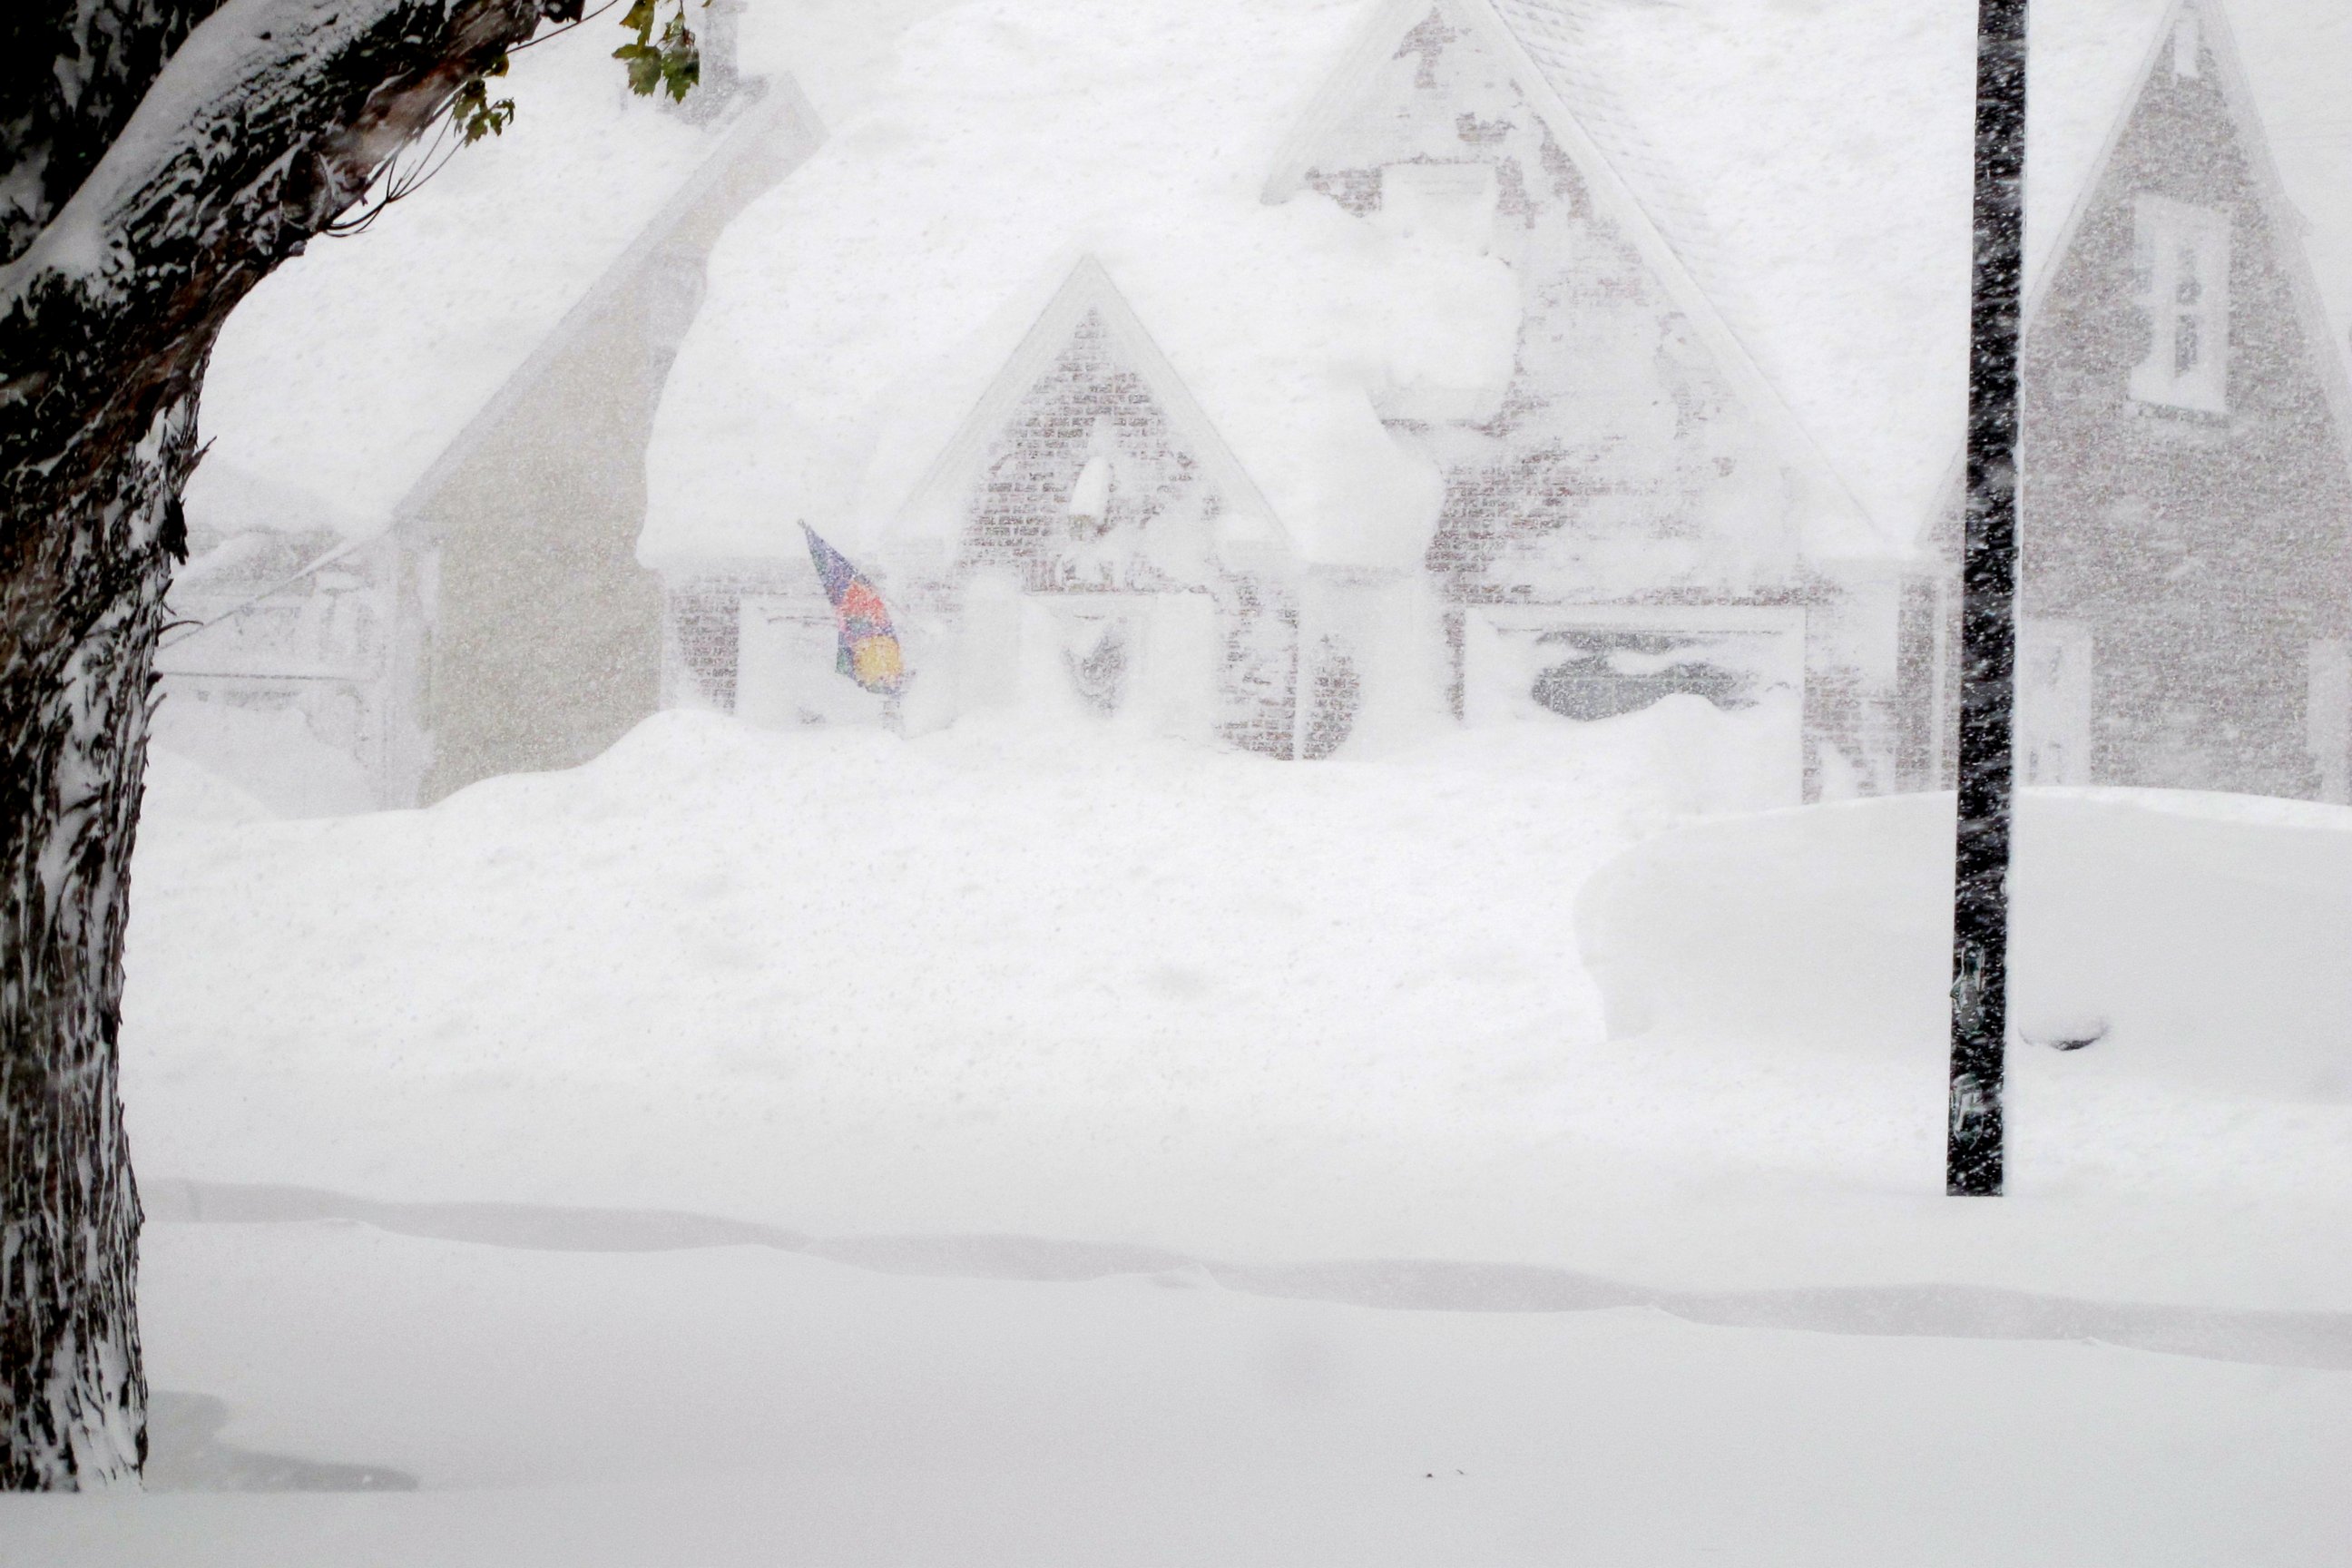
[800,524,906,694]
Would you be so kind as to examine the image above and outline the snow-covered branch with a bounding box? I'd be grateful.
[1,0,566,514]
[0,2,224,266]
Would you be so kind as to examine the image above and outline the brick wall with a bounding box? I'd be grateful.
[2018,39,2352,798]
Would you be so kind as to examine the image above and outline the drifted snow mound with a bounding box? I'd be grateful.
[139,746,276,827]
[1575,790,2352,1103]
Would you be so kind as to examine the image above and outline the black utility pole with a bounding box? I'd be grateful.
[1949,0,2028,1197]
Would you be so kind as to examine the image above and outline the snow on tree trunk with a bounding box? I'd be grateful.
[0,397,197,1489]
[1,0,567,1488]
[1949,0,2029,1198]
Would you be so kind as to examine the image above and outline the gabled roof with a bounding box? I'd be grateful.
[2024,0,2352,472]
[898,257,1288,558]
[384,80,818,531]
[1263,0,1886,561]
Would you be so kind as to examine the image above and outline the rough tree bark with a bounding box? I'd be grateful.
[3,0,579,1490]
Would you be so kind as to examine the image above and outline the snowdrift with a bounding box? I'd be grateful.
[122,713,2352,1305]
[1577,789,2352,1103]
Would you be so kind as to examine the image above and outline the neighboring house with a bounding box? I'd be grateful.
[644,0,2352,805]
[160,13,820,812]
[157,497,409,815]
[672,258,1309,755]
[1265,0,1906,797]
[1999,4,2352,799]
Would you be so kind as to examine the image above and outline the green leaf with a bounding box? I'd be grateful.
[620,49,663,95]
[616,0,701,101]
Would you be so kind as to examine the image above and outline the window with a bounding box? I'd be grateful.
[2129,194,2230,414]
[2171,14,2200,80]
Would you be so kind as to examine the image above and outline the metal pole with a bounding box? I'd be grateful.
[1949,0,2028,1197]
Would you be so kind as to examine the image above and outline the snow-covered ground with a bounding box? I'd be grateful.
[5,1220,2347,1567]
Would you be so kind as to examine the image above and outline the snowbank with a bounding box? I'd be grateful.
[147,707,377,819]
[138,747,278,828]
[1577,789,2352,1103]
[121,711,2352,1308]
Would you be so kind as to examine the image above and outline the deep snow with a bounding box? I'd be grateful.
[120,710,2352,1310]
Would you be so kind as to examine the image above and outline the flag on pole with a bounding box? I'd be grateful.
[800,524,906,694]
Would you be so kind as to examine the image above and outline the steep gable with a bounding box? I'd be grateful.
[1266,0,1883,593]
[2026,0,2352,463]
[2017,0,2352,797]
[898,257,1288,582]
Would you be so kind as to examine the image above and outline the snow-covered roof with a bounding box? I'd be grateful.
[641,0,1521,573]
[896,257,1296,560]
[190,0,2347,564]
[182,19,791,542]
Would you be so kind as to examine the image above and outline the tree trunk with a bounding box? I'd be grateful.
[2,0,570,1487]
[1,396,196,1488]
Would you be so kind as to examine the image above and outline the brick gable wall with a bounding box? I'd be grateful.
[2020,36,2352,797]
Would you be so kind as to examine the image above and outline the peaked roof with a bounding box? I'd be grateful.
[898,257,1288,558]
[1263,0,1886,560]
[2024,0,2352,470]
[1486,1,1759,348]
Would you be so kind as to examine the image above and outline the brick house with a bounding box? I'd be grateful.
[654,0,1918,807]
[667,258,1305,755]
[1991,2,2352,799]
[1266,0,1908,799]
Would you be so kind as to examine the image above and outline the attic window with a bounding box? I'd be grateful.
[2129,195,2230,416]
[2171,15,2200,79]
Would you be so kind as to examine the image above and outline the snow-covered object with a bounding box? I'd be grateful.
[1579,789,2352,1103]
[642,0,1521,570]
[183,20,750,539]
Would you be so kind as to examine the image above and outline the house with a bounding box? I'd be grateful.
[1262,0,1912,797]
[160,9,821,812]
[2004,4,2352,799]
[643,0,2351,805]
